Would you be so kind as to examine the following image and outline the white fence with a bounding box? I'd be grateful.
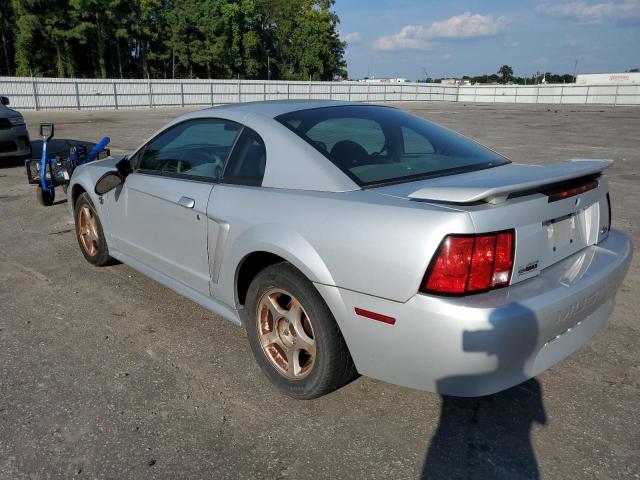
[457,83,639,105]
[1,76,638,110]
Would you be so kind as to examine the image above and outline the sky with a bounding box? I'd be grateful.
[333,0,640,80]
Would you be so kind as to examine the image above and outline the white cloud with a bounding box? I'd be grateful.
[342,32,362,44]
[420,12,510,39]
[374,26,434,51]
[536,0,640,24]
[373,12,509,51]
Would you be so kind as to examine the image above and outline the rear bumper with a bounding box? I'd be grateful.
[0,126,31,158]
[316,230,632,396]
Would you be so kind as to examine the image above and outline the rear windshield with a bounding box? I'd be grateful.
[276,105,509,187]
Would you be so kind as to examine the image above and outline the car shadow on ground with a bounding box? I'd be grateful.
[422,305,547,480]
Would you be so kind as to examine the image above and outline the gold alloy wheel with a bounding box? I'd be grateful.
[256,288,316,380]
[77,204,99,257]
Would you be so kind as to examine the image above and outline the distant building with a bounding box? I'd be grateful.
[576,73,640,85]
[440,78,470,86]
[359,77,408,83]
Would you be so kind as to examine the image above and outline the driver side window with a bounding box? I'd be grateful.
[138,119,241,180]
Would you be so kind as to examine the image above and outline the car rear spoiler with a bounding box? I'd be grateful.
[408,159,613,205]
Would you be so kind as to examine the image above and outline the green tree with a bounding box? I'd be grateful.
[68,0,133,78]
[165,0,201,78]
[257,0,344,80]
[215,0,264,78]
[498,64,513,84]
[6,0,346,79]
[12,0,76,77]
[0,3,15,75]
[12,0,37,76]
[127,0,167,78]
[164,0,263,79]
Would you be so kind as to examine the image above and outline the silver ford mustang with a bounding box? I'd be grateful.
[68,101,632,399]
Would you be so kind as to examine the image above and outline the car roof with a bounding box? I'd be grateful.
[194,100,354,119]
[137,100,363,193]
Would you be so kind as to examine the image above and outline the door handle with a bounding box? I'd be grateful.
[177,196,195,209]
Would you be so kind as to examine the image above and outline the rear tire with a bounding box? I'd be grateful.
[74,192,111,266]
[244,263,356,399]
[36,186,55,206]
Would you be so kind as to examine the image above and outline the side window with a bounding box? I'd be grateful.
[222,128,266,187]
[402,126,435,155]
[138,119,241,180]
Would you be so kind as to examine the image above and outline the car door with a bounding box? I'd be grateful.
[110,118,242,295]
[207,127,267,304]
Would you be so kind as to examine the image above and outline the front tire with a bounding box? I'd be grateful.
[244,263,355,399]
[74,192,111,266]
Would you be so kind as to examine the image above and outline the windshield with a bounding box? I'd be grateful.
[276,105,509,187]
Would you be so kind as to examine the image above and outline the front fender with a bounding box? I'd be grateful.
[68,157,122,233]
[67,176,96,217]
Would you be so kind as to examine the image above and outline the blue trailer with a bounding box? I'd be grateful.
[25,123,110,206]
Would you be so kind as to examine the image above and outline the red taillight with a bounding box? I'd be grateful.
[467,235,496,292]
[424,236,474,294]
[547,178,598,202]
[421,230,515,296]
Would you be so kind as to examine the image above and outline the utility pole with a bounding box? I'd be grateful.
[573,59,578,84]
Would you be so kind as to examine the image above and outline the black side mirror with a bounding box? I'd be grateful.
[116,156,133,178]
[0,96,9,106]
[95,171,124,195]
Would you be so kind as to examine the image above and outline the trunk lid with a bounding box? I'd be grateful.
[373,159,613,285]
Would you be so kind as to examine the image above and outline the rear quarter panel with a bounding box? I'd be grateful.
[209,185,474,306]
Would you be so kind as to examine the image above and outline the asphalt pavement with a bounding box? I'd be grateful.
[1,102,638,479]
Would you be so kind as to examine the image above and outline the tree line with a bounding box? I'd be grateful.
[490,65,575,85]
[426,65,639,85]
[425,66,578,85]
[0,0,346,81]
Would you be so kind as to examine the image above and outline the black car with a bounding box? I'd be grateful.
[0,96,30,161]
